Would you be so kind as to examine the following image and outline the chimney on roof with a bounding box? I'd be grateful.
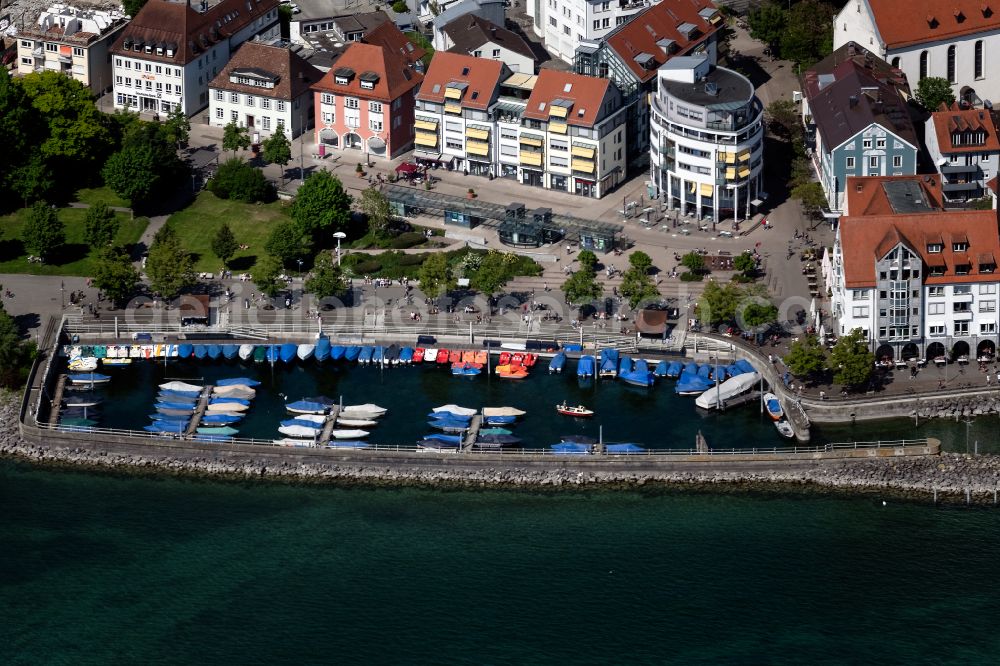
[849,95,858,108]
[491,26,497,36]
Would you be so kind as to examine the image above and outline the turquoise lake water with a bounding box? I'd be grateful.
[60,356,1000,452]
[3,460,1000,664]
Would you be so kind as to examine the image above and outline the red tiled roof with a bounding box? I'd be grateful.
[209,42,322,100]
[867,0,1000,49]
[605,0,720,84]
[930,102,1000,154]
[840,210,1000,287]
[522,69,611,128]
[110,0,279,66]
[311,42,421,102]
[363,21,424,69]
[416,51,505,110]
[845,175,944,216]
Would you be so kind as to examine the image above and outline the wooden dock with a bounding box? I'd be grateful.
[462,414,483,450]
[184,385,214,436]
[719,390,761,411]
[49,374,67,425]
[319,406,342,444]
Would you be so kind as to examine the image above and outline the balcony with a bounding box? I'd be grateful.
[940,163,979,174]
[942,181,980,192]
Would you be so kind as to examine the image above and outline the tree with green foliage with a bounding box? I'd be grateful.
[392,0,408,12]
[208,158,272,202]
[261,124,292,184]
[740,301,779,330]
[222,120,251,158]
[829,328,874,388]
[22,202,65,263]
[8,152,54,208]
[628,250,653,274]
[792,181,829,218]
[0,69,38,203]
[784,334,827,378]
[92,245,140,308]
[734,251,756,277]
[788,156,814,189]
[360,187,394,239]
[84,202,119,248]
[915,77,956,111]
[620,267,659,308]
[291,169,353,238]
[577,249,598,273]
[252,255,288,298]
[418,252,456,301]
[0,303,37,388]
[102,143,160,206]
[264,220,312,266]
[122,0,148,18]
[696,280,743,325]
[748,2,786,53]
[561,268,602,306]
[471,250,514,296]
[146,225,195,299]
[779,0,833,68]
[162,105,190,148]
[681,252,705,273]
[766,99,802,141]
[278,4,293,39]
[211,223,238,267]
[305,252,348,299]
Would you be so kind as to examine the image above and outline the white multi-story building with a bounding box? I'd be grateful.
[830,175,1000,361]
[109,0,280,117]
[648,55,764,224]
[925,103,1000,204]
[208,41,322,138]
[16,3,128,93]
[835,0,1000,106]
[527,0,692,64]
[414,55,626,197]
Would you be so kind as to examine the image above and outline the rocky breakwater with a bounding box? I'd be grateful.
[1,396,998,501]
[915,395,1000,420]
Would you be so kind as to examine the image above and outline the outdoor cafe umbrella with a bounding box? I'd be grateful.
[395,162,418,175]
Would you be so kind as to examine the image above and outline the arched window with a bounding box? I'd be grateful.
[919,51,928,79]
[975,40,984,79]
[947,45,956,83]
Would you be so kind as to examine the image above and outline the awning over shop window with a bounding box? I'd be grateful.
[415,132,438,147]
[571,159,595,174]
[520,151,542,166]
[466,140,489,156]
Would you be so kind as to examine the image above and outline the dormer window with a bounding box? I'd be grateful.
[334,67,355,86]
[955,262,971,275]
[156,45,163,56]
[954,242,969,252]
[360,80,373,90]
[144,44,152,54]
[927,243,943,253]
[929,265,946,276]
[166,46,174,57]
[359,71,379,90]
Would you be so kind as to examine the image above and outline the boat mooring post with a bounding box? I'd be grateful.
[114,317,118,338]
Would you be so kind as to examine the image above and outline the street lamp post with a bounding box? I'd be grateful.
[297,258,303,279]
[333,232,346,266]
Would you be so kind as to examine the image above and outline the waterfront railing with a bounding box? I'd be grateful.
[23,421,931,457]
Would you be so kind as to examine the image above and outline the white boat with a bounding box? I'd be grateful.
[764,392,784,421]
[279,425,320,438]
[274,438,316,448]
[214,384,255,395]
[292,414,327,424]
[238,344,255,360]
[432,404,477,417]
[424,348,439,362]
[207,402,249,412]
[160,381,202,392]
[342,403,387,416]
[330,429,370,439]
[775,419,795,439]
[297,344,315,361]
[101,358,132,367]
[337,418,378,427]
[68,357,98,371]
[695,372,761,410]
[482,406,525,417]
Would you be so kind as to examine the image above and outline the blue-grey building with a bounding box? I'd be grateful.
[802,43,918,216]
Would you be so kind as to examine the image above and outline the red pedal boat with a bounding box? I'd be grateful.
[436,349,451,364]
[413,348,425,363]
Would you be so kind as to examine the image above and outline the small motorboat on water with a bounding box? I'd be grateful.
[774,419,795,439]
[217,377,261,387]
[207,402,249,412]
[495,364,528,379]
[69,373,111,385]
[556,402,594,417]
[315,339,331,362]
[330,429,369,439]
[286,400,329,415]
[422,348,437,362]
[63,396,101,408]
[280,418,323,430]
[289,414,327,424]
[436,350,451,364]
[764,392,784,421]
[253,346,267,363]
[68,357,98,371]
[222,345,239,360]
[101,357,132,367]
[549,351,567,374]
[330,345,346,361]
[297,344,315,361]
[337,418,378,427]
[432,404,476,417]
[413,348,426,363]
[160,381,202,392]
[342,403,387,416]
[279,344,297,363]
[344,346,361,362]
[279,425,319,438]
[160,389,199,400]
[576,355,596,378]
[482,407,525,417]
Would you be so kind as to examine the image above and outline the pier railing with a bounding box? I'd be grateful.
[22,422,932,457]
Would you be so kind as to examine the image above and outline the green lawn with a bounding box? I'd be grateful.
[73,186,131,209]
[0,207,148,276]
[165,191,291,272]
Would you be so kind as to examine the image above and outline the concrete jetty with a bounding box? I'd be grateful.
[462,414,483,450]
[184,385,214,436]
[319,405,342,444]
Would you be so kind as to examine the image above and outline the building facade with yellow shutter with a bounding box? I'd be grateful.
[649,55,765,225]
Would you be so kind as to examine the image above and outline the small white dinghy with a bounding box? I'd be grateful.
[68,357,98,371]
[432,404,477,417]
[160,381,202,392]
[297,344,315,361]
[330,429,370,439]
[207,402,249,412]
[482,406,526,417]
[337,418,378,427]
[238,344,255,360]
[342,403,387,416]
[291,414,327,424]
